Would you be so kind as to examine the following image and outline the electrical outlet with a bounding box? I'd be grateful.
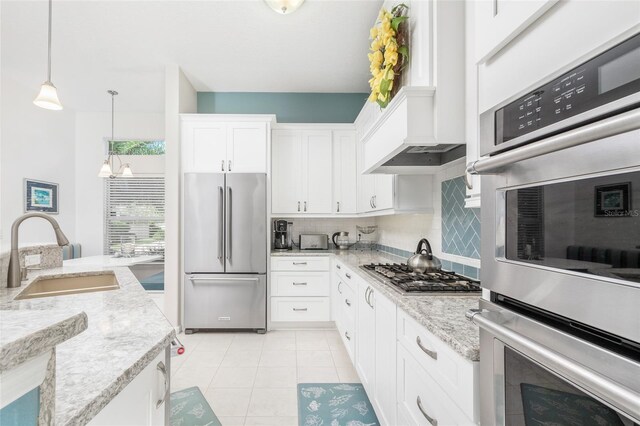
[24,254,41,267]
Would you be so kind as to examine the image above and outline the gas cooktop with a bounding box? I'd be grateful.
[360,263,481,295]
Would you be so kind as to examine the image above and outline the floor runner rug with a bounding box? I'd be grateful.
[297,383,379,426]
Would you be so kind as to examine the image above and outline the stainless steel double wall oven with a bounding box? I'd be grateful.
[468,29,640,425]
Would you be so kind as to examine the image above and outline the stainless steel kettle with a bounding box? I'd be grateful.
[332,231,351,250]
[407,238,442,273]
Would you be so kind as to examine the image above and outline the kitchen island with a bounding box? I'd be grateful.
[0,264,175,425]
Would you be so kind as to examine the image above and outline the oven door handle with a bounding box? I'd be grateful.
[468,108,640,175]
[466,309,640,422]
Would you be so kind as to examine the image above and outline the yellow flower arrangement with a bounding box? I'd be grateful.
[368,4,409,108]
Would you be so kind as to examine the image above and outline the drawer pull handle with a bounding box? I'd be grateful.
[345,299,351,307]
[338,281,342,294]
[344,331,351,341]
[336,264,341,269]
[345,273,352,279]
[416,396,438,426]
[293,282,307,286]
[293,308,308,311]
[416,336,438,360]
[292,262,308,265]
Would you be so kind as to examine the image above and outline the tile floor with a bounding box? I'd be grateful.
[171,329,360,426]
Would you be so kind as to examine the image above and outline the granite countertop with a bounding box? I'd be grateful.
[0,265,175,425]
[271,249,481,361]
[0,309,88,372]
[63,254,163,267]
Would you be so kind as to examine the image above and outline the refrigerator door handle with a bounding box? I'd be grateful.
[189,276,259,282]
[218,186,224,260]
[226,186,232,262]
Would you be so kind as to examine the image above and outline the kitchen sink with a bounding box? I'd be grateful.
[15,272,120,300]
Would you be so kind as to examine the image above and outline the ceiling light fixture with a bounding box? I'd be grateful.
[98,90,133,179]
[264,0,305,15]
[33,0,63,110]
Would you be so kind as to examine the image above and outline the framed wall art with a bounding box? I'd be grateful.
[24,179,59,214]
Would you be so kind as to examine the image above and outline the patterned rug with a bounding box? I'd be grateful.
[297,383,379,426]
[170,387,221,426]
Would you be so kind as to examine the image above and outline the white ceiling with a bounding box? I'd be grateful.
[1,0,382,112]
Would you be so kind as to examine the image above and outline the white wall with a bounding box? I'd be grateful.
[74,112,164,256]
[0,76,76,250]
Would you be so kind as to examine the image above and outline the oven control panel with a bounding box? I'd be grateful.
[494,32,640,147]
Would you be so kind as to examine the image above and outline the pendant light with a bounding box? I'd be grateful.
[264,0,305,14]
[33,0,63,110]
[98,90,133,178]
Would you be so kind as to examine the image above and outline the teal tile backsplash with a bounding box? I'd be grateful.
[442,176,481,259]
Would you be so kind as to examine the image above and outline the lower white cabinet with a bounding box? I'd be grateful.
[355,280,376,390]
[89,349,168,425]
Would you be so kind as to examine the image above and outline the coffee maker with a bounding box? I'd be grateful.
[273,220,293,251]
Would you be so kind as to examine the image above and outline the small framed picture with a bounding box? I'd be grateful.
[594,182,631,217]
[24,179,59,214]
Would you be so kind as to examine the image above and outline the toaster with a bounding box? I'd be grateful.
[299,234,329,250]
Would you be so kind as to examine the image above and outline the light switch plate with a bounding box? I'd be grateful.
[24,254,41,267]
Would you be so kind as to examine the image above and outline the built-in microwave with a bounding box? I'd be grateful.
[468,28,640,426]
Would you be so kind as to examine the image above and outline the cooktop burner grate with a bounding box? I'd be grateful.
[361,263,481,294]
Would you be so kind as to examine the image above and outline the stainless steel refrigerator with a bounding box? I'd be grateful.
[183,173,267,333]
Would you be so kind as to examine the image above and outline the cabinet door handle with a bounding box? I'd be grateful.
[298,201,301,212]
[416,396,438,426]
[370,197,374,208]
[221,160,225,171]
[345,299,351,307]
[336,264,341,270]
[228,160,232,171]
[366,287,374,308]
[364,287,370,304]
[338,281,342,294]
[337,201,340,212]
[292,262,307,265]
[293,308,308,311]
[344,331,351,341]
[373,195,377,208]
[292,282,307,286]
[345,273,351,279]
[304,201,307,212]
[416,336,438,360]
[156,361,169,408]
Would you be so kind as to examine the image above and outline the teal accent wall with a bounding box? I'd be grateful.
[0,387,39,426]
[197,92,368,123]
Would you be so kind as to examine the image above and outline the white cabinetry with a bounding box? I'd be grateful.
[89,349,168,426]
[333,261,357,362]
[332,131,357,214]
[355,280,375,391]
[181,115,271,173]
[271,129,333,215]
[474,0,558,63]
[270,256,330,323]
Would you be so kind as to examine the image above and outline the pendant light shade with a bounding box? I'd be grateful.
[34,0,63,110]
[98,160,113,178]
[121,164,133,177]
[34,81,63,110]
[264,0,305,14]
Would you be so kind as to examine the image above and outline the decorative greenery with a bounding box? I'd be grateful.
[108,140,165,155]
[368,4,409,108]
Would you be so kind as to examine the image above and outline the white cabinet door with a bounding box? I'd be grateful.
[355,281,375,393]
[227,122,267,173]
[474,0,558,63]
[182,122,227,172]
[302,130,333,214]
[374,290,397,426]
[332,131,357,214]
[373,175,394,211]
[272,130,303,214]
[89,350,167,426]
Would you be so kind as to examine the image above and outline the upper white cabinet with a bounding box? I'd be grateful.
[474,0,558,63]
[181,115,272,173]
[272,128,333,215]
[332,131,357,214]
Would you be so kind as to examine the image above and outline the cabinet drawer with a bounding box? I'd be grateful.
[271,297,330,322]
[397,310,478,421]
[397,345,475,426]
[271,256,330,271]
[337,279,356,323]
[271,272,329,296]
[334,261,357,290]
[339,320,356,363]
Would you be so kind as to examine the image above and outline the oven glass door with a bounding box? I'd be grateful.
[503,346,638,426]
[504,169,640,285]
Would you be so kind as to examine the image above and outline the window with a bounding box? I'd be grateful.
[104,177,165,256]
[108,140,165,155]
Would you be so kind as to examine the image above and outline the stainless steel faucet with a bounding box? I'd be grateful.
[7,213,69,288]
